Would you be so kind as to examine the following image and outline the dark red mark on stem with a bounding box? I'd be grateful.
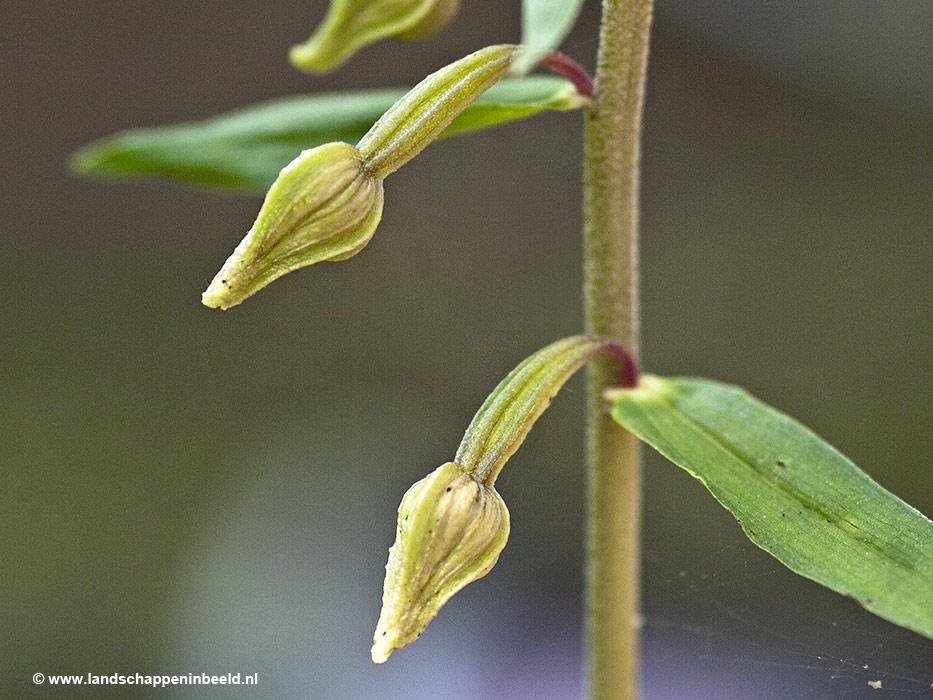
[540,51,595,98]
[601,340,638,389]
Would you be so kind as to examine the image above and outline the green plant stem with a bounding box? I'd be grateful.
[582,1,653,699]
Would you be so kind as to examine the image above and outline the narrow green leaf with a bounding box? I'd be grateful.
[608,375,933,640]
[514,0,586,74]
[69,77,583,193]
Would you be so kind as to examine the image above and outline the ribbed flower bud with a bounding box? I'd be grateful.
[202,45,519,309]
[201,142,383,309]
[371,337,636,662]
[371,461,509,664]
[290,0,460,73]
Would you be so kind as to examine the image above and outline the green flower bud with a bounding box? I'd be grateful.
[290,0,460,74]
[201,142,383,310]
[203,45,520,309]
[371,336,637,662]
[371,461,509,664]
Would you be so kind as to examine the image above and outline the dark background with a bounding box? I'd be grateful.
[2,1,931,698]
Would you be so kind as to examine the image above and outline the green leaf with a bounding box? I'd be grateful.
[608,374,933,640]
[69,77,583,193]
[514,0,586,74]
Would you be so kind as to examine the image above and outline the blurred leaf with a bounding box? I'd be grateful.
[609,375,933,640]
[514,0,586,74]
[70,77,583,193]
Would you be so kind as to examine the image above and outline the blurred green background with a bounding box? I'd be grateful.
[2,1,931,698]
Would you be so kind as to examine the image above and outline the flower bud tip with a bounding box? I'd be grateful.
[202,256,247,309]
[370,638,393,664]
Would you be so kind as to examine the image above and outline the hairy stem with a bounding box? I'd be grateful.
[582,1,653,699]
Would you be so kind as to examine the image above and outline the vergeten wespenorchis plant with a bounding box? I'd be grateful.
[70,1,933,698]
